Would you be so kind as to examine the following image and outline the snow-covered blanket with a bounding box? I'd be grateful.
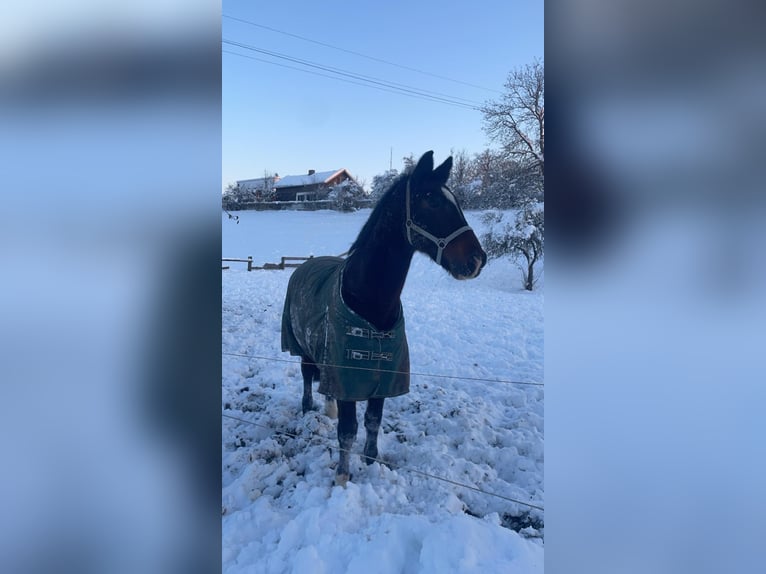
[281,256,410,400]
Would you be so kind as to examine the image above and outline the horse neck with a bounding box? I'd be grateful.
[341,196,414,331]
[342,245,413,331]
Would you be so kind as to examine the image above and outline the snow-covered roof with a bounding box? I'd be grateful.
[273,169,344,188]
[237,169,352,189]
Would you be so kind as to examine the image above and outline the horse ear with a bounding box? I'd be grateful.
[411,150,434,180]
[433,156,453,184]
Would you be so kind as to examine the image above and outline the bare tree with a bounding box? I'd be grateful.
[354,175,367,194]
[481,60,544,176]
[479,60,544,288]
[262,169,277,201]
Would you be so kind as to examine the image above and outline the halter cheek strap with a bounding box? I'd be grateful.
[405,180,473,266]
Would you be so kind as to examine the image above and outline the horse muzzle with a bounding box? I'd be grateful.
[444,233,487,280]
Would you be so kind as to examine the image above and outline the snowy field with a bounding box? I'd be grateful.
[222,209,544,573]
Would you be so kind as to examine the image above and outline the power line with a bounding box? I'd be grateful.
[223,49,434,102]
[222,39,482,110]
[223,14,503,95]
[222,351,544,387]
[223,38,480,105]
[223,49,477,110]
[222,411,544,512]
[222,49,478,111]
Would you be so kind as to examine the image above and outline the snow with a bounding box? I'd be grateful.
[222,208,544,573]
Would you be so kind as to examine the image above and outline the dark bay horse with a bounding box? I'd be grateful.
[281,151,487,486]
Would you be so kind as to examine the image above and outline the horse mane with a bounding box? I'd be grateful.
[348,170,410,255]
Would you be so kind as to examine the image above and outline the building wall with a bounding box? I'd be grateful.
[275,183,324,202]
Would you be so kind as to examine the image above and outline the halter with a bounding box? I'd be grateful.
[405,179,473,266]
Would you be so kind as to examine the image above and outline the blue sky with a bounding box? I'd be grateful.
[222,1,543,190]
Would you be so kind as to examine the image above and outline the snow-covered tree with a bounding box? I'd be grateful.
[327,179,365,212]
[482,200,544,291]
[469,149,535,209]
[221,183,241,222]
[401,153,416,172]
[369,169,399,203]
[222,182,245,210]
[447,149,475,206]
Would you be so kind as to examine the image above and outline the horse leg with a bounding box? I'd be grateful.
[300,358,318,414]
[324,396,338,419]
[335,400,358,486]
[363,397,384,465]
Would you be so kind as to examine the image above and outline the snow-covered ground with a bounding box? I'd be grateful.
[222,209,544,573]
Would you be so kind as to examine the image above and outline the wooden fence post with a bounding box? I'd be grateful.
[247,256,253,272]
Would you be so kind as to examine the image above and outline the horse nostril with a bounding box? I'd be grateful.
[464,251,485,279]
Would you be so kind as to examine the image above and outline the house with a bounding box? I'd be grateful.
[237,168,359,202]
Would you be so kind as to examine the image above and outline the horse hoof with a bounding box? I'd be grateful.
[335,473,350,487]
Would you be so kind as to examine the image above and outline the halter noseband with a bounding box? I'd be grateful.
[405,179,473,266]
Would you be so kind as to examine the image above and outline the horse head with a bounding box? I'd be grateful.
[405,151,487,279]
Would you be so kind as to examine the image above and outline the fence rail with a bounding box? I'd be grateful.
[223,255,314,271]
[276,256,313,269]
[222,256,253,271]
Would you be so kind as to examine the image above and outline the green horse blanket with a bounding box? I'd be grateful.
[281,256,410,401]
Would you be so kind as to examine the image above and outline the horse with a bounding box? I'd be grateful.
[281,150,487,486]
